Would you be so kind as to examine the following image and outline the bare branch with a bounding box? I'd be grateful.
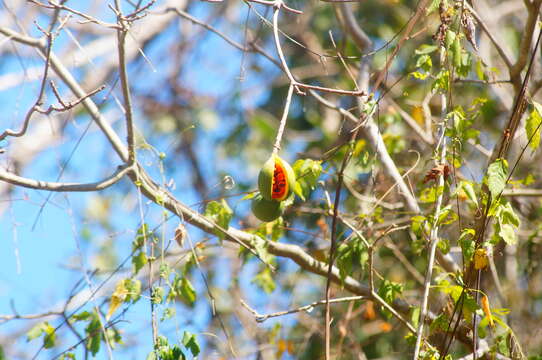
[240,296,366,322]
[28,0,120,29]
[466,3,513,69]
[336,3,372,52]
[510,0,542,79]
[0,28,53,141]
[244,0,302,14]
[272,3,364,96]
[0,165,133,192]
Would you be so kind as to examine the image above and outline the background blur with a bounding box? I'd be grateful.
[1,0,542,359]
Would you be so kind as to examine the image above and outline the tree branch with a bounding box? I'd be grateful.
[0,165,132,192]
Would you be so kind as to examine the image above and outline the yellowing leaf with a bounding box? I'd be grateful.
[526,102,542,150]
[106,296,122,322]
[277,339,287,358]
[106,280,129,321]
[481,295,494,328]
[474,248,489,270]
[411,106,425,126]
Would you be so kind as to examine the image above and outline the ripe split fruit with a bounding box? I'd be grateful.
[258,154,296,202]
[252,155,296,222]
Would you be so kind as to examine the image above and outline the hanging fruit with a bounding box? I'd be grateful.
[258,155,296,202]
[251,194,284,222]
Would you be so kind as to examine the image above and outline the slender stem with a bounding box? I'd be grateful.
[240,295,366,322]
[412,66,449,360]
[272,83,294,155]
[324,140,354,359]
[271,3,363,96]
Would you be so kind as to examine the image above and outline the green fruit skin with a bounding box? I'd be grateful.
[258,156,275,201]
[251,195,283,222]
[258,155,297,201]
[281,157,296,199]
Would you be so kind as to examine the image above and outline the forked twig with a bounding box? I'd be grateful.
[240,296,366,322]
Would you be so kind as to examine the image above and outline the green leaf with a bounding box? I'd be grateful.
[526,102,542,150]
[0,345,5,360]
[85,312,101,356]
[132,250,148,275]
[151,286,165,304]
[58,353,76,360]
[204,200,233,240]
[42,322,56,349]
[458,181,478,206]
[179,277,196,305]
[459,228,476,264]
[293,181,305,201]
[241,192,256,201]
[293,159,322,200]
[410,306,420,328]
[252,267,276,294]
[410,215,427,237]
[27,322,45,341]
[160,263,172,279]
[499,202,521,227]
[171,346,185,360]
[426,0,441,14]
[452,36,462,68]
[378,280,403,318]
[160,307,176,322]
[336,243,354,282]
[336,238,368,282]
[420,186,443,203]
[436,206,457,226]
[433,70,450,92]
[437,238,451,254]
[430,313,449,332]
[250,235,274,264]
[445,30,456,49]
[72,311,92,321]
[415,54,432,72]
[415,44,438,55]
[475,59,487,80]
[182,331,201,357]
[487,159,508,199]
[125,279,142,302]
[457,50,472,78]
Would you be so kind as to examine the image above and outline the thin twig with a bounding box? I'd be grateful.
[412,128,448,359]
[28,0,119,29]
[0,29,53,141]
[372,0,431,93]
[272,83,294,154]
[272,2,364,96]
[324,131,354,360]
[244,0,302,14]
[464,3,513,70]
[240,296,366,322]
